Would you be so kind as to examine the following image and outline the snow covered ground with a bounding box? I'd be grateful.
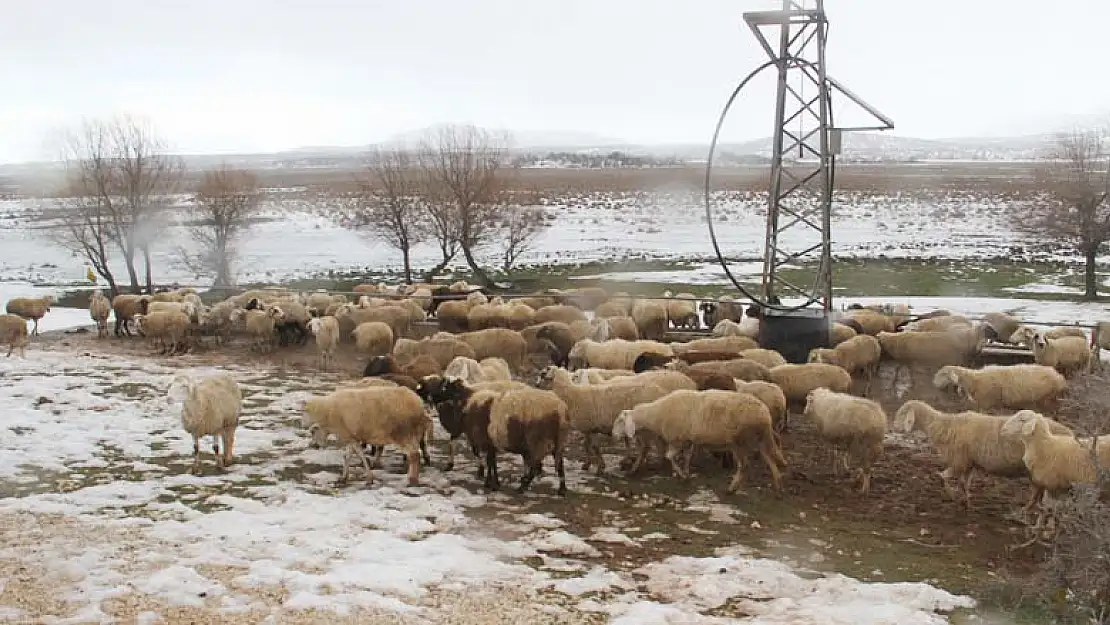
[0,189,1053,288]
[0,350,976,623]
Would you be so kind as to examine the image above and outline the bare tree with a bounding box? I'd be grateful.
[54,116,183,294]
[497,191,550,274]
[419,124,510,287]
[177,166,262,287]
[340,148,427,284]
[51,177,121,296]
[1026,129,1110,300]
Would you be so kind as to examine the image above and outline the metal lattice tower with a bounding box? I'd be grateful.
[742,0,893,311]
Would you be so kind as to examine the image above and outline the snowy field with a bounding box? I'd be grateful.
[0,188,1058,288]
[0,350,975,623]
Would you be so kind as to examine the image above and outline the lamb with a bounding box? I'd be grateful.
[807,334,882,394]
[802,388,887,494]
[364,354,442,381]
[167,373,242,474]
[567,338,674,371]
[133,310,192,355]
[0,313,29,358]
[663,291,699,329]
[307,316,341,371]
[895,400,1073,510]
[734,380,787,431]
[111,294,151,337]
[612,390,786,493]
[1010,327,1091,377]
[443,356,513,383]
[200,299,238,346]
[351,321,394,359]
[933,364,1067,412]
[457,328,529,373]
[230,306,285,353]
[302,386,429,486]
[631,299,669,341]
[336,303,413,342]
[536,365,671,473]
[712,318,760,339]
[769,363,853,428]
[87,290,112,339]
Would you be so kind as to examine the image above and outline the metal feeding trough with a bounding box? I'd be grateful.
[758,307,830,364]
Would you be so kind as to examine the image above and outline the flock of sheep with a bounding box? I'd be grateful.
[4,281,1110,540]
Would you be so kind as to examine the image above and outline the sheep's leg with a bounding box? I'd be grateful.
[32,319,39,337]
[337,447,352,486]
[627,438,650,474]
[191,435,202,475]
[212,435,223,469]
[683,444,695,476]
[518,452,536,494]
[1022,484,1044,514]
[726,448,746,494]
[665,444,688,479]
[355,443,375,484]
[483,448,500,491]
[222,428,235,467]
[859,466,872,495]
[830,449,841,477]
[554,449,567,496]
[443,438,457,472]
[581,433,595,472]
[961,471,975,509]
[406,450,420,486]
[759,444,784,493]
[419,439,431,467]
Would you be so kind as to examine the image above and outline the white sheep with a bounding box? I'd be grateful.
[308,316,341,371]
[134,310,192,355]
[351,321,394,359]
[769,362,853,420]
[734,380,787,432]
[442,356,510,383]
[567,338,674,371]
[569,368,638,384]
[895,400,1072,510]
[167,373,242,474]
[0,313,29,358]
[876,324,986,388]
[4,295,53,336]
[933,364,1067,412]
[738,348,787,370]
[662,291,699,329]
[1001,410,1110,533]
[808,334,882,394]
[1010,327,1091,377]
[302,386,429,486]
[903,315,971,332]
[631,299,669,341]
[612,389,786,493]
[536,365,670,473]
[88,290,112,339]
[712,318,759,339]
[802,387,887,494]
[231,306,285,353]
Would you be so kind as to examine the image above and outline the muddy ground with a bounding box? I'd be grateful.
[21,324,1092,621]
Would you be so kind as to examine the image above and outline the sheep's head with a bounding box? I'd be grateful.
[363,355,394,377]
[612,409,636,443]
[699,302,717,315]
[1032,332,1049,350]
[414,375,444,404]
[534,365,560,389]
[803,388,827,416]
[808,348,832,364]
[166,374,194,402]
[1008,326,1035,346]
[132,313,147,332]
[932,367,959,392]
[267,306,286,321]
[1000,410,1043,439]
[892,401,921,434]
[570,369,592,384]
[244,297,262,311]
[308,317,324,336]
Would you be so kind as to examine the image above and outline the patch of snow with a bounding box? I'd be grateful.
[546,566,630,597]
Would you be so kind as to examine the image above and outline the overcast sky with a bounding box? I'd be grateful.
[2,0,1108,163]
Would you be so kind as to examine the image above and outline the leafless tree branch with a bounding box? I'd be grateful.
[177,166,262,287]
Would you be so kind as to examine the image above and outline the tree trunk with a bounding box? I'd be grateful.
[141,245,154,294]
[402,246,413,284]
[460,243,493,287]
[1084,246,1100,300]
[123,252,141,294]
